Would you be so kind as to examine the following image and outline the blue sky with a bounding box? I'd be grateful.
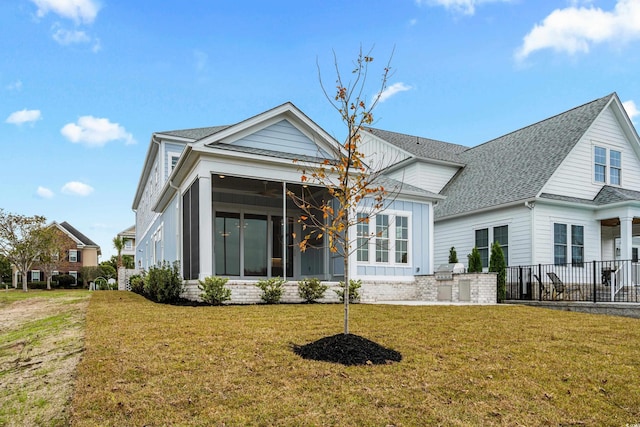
[2,0,640,260]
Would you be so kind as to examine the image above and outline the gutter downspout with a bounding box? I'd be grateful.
[525,201,536,265]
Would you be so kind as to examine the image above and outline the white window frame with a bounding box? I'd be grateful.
[124,239,133,250]
[593,143,622,186]
[168,151,181,175]
[31,270,40,281]
[472,223,510,269]
[356,210,412,267]
[69,271,78,284]
[552,221,585,267]
[69,249,78,263]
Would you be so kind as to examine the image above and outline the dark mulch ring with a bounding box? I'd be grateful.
[292,334,402,366]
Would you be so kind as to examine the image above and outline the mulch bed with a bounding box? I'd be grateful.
[292,333,402,366]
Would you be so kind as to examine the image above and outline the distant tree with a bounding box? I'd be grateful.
[0,254,11,284]
[80,266,101,287]
[113,236,124,268]
[489,241,507,302]
[99,262,116,280]
[38,227,65,290]
[105,256,119,272]
[448,246,458,264]
[0,209,48,292]
[287,47,395,335]
[467,247,483,273]
[122,254,135,269]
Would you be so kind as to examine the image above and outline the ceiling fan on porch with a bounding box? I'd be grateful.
[257,181,280,198]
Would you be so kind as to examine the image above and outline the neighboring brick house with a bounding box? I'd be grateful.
[17,221,101,286]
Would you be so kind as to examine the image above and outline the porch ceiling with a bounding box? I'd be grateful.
[211,175,326,200]
[600,217,640,227]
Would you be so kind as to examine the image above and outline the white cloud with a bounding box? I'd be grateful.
[515,0,640,61]
[623,100,639,123]
[61,116,136,147]
[416,0,511,15]
[52,28,90,45]
[61,181,94,196]
[31,0,101,25]
[36,186,54,199]
[6,80,23,91]
[5,109,42,125]
[376,82,413,104]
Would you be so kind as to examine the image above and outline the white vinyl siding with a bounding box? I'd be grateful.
[359,132,411,172]
[532,202,599,266]
[386,161,460,194]
[543,106,640,199]
[434,205,530,268]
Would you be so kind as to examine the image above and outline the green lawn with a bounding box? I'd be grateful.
[71,292,640,426]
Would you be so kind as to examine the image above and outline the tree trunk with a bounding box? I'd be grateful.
[47,275,51,290]
[22,271,28,292]
[343,248,349,335]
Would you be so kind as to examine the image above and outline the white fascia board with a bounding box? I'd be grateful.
[132,135,161,209]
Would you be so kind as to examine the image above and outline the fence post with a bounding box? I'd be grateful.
[537,264,542,301]
[592,261,597,303]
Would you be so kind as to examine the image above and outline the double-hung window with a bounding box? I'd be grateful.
[554,223,584,266]
[610,150,621,185]
[69,250,78,263]
[357,213,369,262]
[475,225,508,268]
[475,229,489,268]
[594,145,622,185]
[358,212,410,266]
[375,215,389,263]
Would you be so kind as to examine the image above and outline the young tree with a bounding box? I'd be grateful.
[113,236,124,268]
[489,241,507,302]
[467,247,483,273]
[0,209,48,292]
[38,227,65,290]
[448,246,458,264]
[288,48,396,334]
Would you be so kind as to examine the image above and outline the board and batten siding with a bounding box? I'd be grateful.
[542,106,640,200]
[386,161,460,195]
[434,205,532,268]
[531,202,601,265]
[356,199,432,278]
[359,132,411,172]
[231,119,332,159]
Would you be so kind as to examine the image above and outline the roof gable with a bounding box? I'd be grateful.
[364,127,467,164]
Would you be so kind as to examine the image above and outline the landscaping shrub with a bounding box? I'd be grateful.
[198,276,231,305]
[256,277,285,304]
[129,274,144,295]
[335,279,361,303]
[143,261,183,303]
[489,241,507,302]
[467,247,483,273]
[54,274,77,288]
[448,246,458,263]
[297,277,328,303]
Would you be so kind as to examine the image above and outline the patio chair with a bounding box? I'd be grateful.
[546,272,582,300]
[533,274,552,300]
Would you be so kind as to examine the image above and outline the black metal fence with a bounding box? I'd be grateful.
[506,260,640,303]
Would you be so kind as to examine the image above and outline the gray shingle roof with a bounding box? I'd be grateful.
[593,186,640,205]
[434,93,615,218]
[158,125,230,140]
[364,127,467,163]
[59,221,99,247]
